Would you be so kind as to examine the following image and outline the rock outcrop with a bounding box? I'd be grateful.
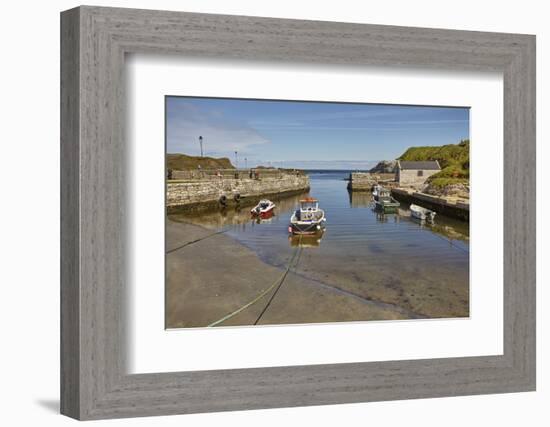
[423,182,470,200]
[369,160,397,174]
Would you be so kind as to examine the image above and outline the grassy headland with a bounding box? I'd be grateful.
[398,139,469,188]
[167,153,234,171]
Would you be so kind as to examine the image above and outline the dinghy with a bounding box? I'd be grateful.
[250,199,276,218]
[410,204,436,221]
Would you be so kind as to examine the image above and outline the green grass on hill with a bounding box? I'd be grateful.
[167,153,235,171]
[398,139,469,188]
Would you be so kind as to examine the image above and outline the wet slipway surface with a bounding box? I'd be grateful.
[167,171,469,328]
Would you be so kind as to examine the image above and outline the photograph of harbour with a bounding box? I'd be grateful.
[165,96,470,328]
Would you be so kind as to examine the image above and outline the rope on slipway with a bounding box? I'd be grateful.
[166,229,229,254]
[254,239,304,325]
[207,236,303,328]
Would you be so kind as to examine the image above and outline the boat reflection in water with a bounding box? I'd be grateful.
[288,231,324,248]
[373,208,404,224]
[253,213,274,224]
[371,203,469,243]
[170,191,307,230]
[347,190,373,208]
[427,221,469,243]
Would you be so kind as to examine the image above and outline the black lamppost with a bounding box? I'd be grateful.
[199,136,203,157]
[234,151,238,169]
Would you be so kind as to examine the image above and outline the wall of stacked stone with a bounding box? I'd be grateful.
[396,169,439,188]
[347,172,377,191]
[171,168,302,180]
[391,188,469,221]
[167,174,310,213]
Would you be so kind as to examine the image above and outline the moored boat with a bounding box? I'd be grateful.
[373,186,400,213]
[250,199,276,218]
[289,197,326,235]
[410,204,436,221]
[372,184,380,199]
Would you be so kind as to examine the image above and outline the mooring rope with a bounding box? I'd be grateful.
[253,241,303,325]
[166,229,229,254]
[207,235,303,327]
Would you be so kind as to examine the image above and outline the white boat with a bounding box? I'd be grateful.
[410,204,436,221]
[372,184,384,200]
[289,197,326,235]
[250,199,276,218]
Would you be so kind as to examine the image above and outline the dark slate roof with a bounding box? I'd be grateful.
[398,160,440,170]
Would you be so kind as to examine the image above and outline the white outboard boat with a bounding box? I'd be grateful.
[410,204,436,221]
[250,199,276,218]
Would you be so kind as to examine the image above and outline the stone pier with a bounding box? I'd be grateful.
[391,187,469,221]
[346,172,376,191]
[167,170,310,213]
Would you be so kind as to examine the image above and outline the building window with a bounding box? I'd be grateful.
[417,170,424,177]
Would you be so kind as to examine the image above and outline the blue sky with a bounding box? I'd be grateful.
[166,97,469,170]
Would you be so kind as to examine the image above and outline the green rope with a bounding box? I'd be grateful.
[166,229,228,254]
[207,235,303,327]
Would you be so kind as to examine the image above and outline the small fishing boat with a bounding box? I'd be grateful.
[410,204,436,221]
[250,199,276,218]
[372,184,380,199]
[373,186,400,213]
[289,197,326,235]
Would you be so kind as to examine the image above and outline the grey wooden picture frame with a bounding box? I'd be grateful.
[60,5,536,420]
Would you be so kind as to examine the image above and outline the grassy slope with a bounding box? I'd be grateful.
[398,139,469,188]
[167,153,235,170]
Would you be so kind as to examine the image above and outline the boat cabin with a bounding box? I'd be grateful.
[298,198,320,221]
[378,188,392,200]
[300,198,318,210]
[258,200,271,209]
[373,185,392,200]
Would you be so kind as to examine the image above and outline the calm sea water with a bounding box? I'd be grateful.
[173,170,468,259]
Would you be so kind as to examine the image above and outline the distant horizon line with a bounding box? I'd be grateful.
[166,153,388,162]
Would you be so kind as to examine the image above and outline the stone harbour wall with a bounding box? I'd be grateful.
[347,172,377,191]
[391,187,469,221]
[167,173,310,213]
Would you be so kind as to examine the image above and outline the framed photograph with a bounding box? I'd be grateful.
[61,6,535,420]
[164,97,472,329]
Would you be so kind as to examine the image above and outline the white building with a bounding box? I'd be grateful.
[396,160,441,187]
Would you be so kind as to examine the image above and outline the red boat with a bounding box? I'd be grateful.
[250,199,276,218]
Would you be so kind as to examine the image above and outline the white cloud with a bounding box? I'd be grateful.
[166,102,269,156]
